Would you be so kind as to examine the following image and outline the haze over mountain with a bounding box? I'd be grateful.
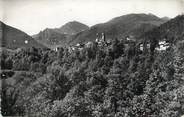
[68,13,168,45]
[33,21,89,48]
[0,21,46,50]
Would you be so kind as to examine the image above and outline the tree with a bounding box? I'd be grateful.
[173,40,184,84]
[1,81,24,116]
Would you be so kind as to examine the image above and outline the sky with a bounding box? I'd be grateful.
[0,0,184,35]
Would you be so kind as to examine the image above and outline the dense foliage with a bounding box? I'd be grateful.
[1,35,184,117]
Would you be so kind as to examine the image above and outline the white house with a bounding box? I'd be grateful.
[53,46,62,52]
[54,47,59,52]
[126,35,136,41]
[140,44,144,51]
[76,43,81,47]
[85,41,93,48]
[156,40,169,51]
[139,43,150,51]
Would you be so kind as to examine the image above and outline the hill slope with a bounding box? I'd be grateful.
[68,13,167,45]
[142,15,184,43]
[0,21,46,50]
[33,28,69,48]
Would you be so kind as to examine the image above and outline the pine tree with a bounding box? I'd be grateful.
[173,40,184,84]
[165,40,184,116]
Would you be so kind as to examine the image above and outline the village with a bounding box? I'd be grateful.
[54,32,170,53]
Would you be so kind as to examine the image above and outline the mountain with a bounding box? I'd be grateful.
[142,15,184,43]
[161,16,170,21]
[33,28,69,48]
[33,21,89,48]
[68,13,168,45]
[0,21,46,50]
[57,21,89,35]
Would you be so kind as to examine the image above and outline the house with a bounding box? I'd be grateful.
[85,41,93,48]
[155,40,169,51]
[68,46,76,53]
[76,43,81,47]
[138,43,150,51]
[139,44,144,51]
[75,43,84,51]
[126,35,136,41]
[54,47,59,52]
[53,46,62,52]
[147,43,151,48]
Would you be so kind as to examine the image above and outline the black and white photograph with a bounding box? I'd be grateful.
[0,0,184,116]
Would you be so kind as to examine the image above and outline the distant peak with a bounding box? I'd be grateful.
[64,21,88,27]
[148,13,156,16]
[68,21,80,23]
[161,16,170,21]
[109,13,161,23]
[126,13,157,17]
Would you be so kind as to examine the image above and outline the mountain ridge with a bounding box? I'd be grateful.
[141,15,184,43]
[68,13,168,45]
[33,21,89,47]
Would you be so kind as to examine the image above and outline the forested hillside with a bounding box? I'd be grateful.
[142,15,184,43]
[1,39,184,117]
[1,15,184,117]
[0,22,46,49]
